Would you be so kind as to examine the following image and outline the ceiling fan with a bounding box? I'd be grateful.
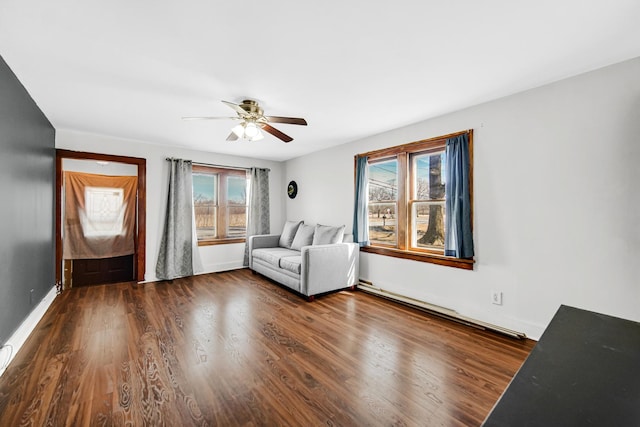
[182,99,307,143]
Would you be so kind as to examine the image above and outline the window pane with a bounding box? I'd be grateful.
[227,175,247,205]
[193,173,217,239]
[195,206,217,240]
[412,201,445,249]
[193,173,217,202]
[369,159,398,202]
[413,152,445,200]
[227,206,247,237]
[368,159,398,246]
[368,203,397,246]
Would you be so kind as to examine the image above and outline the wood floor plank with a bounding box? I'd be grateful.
[0,269,535,426]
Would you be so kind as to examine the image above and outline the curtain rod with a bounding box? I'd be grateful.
[165,158,270,172]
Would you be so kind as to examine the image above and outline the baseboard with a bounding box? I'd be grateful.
[197,261,245,275]
[0,286,58,378]
[140,262,245,283]
[358,281,528,339]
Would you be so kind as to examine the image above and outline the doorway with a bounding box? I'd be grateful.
[56,150,146,289]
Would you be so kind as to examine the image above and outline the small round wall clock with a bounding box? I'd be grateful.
[287,181,298,199]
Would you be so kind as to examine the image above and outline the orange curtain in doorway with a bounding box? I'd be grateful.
[63,172,137,259]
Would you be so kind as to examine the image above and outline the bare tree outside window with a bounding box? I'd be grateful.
[193,173,217,240]
[416,152,445,248]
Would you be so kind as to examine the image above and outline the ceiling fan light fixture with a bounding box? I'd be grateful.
[230,120,264,141]
[231,123,245,138]
[244,122,260,138]
[249,131,264,141]
[186,99,305,143]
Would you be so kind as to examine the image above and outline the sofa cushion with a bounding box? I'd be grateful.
[312,224,345,245]
[290,224,315,251]
[278,220,303,248]
[279,256,302,275]
[252,247,300,268]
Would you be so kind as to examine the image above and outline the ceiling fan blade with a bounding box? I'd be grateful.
[261,124,293,143]
[182,116,238,121]
[264,116,307,126]
[221,100,248,117]
[226,131,239,141]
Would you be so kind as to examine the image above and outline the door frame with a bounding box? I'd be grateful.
[55,149,147,286]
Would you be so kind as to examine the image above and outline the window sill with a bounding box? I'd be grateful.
[360,246,474,270]
[198,238,246,247]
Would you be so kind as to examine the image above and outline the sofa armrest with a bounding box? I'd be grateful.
[248,234,281,268]
[300,242,359,296]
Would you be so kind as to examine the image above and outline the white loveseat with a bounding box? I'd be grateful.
[248,221,359,300]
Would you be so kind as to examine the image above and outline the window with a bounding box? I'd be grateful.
[192,165,249,245]
[358,130,474,270]
[83,187,125,237]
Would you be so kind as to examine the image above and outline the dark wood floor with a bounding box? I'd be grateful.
[0,269,534,426]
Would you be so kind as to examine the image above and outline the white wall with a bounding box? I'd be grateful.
[62,158,138,176]
[56,129,286,282]
[285,57,640,339]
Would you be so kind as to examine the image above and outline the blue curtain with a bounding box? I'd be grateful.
[352,156,370,246]
[444,134,474,258]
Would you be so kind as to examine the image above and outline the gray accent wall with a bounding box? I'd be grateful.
[0,55,55,345]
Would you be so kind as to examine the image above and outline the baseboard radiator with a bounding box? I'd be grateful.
[357,280,527,339]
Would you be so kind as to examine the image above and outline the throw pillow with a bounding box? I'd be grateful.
[312,224,345,245]
[291,224,315,251]
[278,220,303,248]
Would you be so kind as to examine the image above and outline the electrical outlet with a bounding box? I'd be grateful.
[491,291,503,305]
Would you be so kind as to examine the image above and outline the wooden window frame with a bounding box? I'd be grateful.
[408,147,446,255]
[192,165,248,246]
[357,130,474,270]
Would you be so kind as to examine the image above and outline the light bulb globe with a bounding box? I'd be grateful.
[244,122,259,138]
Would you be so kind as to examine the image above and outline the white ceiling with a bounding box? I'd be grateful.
[1,1,639,161]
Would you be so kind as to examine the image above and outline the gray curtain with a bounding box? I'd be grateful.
[352,155,370,246]
[243,167,270,266]
[444,134,474,258]
[156,158,196,280]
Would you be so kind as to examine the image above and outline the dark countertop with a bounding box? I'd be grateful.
[483,305,640,426]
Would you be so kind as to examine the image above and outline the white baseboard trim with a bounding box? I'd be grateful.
[0,285,58,378]
[140,263,245,283]
[358,282,528,339]
[198,261,244,274]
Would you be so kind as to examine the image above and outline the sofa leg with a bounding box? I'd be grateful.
[307,295,315,302]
